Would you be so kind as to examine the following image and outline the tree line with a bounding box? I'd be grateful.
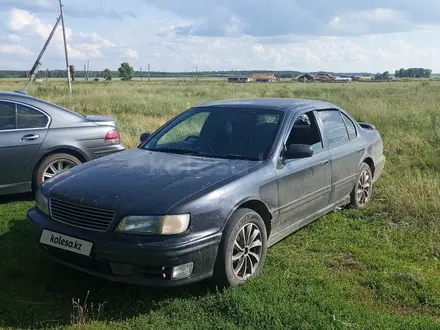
[0,66,434,80]
[394,68,432,78]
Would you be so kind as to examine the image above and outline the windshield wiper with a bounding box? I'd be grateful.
[149,148,201,155]
[217,154,261,161]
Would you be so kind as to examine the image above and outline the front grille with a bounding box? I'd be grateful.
[49,198,116,232]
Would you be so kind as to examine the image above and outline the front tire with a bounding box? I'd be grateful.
[213,208,268,287]
[33,153,82,190]
[349,162,373,209]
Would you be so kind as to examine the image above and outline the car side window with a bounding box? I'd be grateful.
[286,111,323,152]
[17,104,49,129]
[0,101,16,131]
[317,110,349,147]
[341,112,357,140]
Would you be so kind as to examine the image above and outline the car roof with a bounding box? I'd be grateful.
[0,90,37,100]
[196,98,341,113]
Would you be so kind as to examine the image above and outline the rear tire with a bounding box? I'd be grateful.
[349,162,373,209]
[33,153,82,191]
[213,208,268,287]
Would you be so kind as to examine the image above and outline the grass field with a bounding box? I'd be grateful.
[1,78,440,329]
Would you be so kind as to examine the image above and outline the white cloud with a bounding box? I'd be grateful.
[0,44,33,56]
[328,8,410,35]
[79,32,115,48]
[8,34,22,42]
[124,48,139,59]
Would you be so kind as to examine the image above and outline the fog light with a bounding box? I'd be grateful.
[171,262,194,279]
[110,263,134,276]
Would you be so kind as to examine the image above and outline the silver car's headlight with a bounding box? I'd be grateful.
[35,190,49,216]
[115,214,190,235]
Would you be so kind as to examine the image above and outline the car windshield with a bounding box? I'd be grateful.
[141,107,284,160]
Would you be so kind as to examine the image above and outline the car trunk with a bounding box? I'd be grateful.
[85,115,118,128]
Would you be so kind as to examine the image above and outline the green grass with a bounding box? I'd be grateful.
[1,79,440,329]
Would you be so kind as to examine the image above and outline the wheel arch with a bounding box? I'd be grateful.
[31,147,89,190]
[226,198,273,238]
[362,157,375,178]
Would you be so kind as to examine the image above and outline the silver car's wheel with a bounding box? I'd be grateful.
[357,167,372,205]
[42,159,77,182]
[349,162,373,209]
[34,153,82,191]
[232,223,263,280]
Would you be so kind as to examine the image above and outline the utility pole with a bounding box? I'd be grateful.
[23,15,61,92]
[59,0,72,93]
[84,64,86,81]
[196,66,198,83]
[148,64,151,82]
[87,60,89,81]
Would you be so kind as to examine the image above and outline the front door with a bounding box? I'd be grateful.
[275,111,332,233]
[0,101,49,186]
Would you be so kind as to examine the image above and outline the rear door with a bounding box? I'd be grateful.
[275,110,332,232]
[0,101,50,186]
[315,109,364,204]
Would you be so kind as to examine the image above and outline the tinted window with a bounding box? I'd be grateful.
[17,105,49,129]
[317,110,349,147]
[143,107,283,160]
[0,101,16,131]
[287,112,323,151]
[341,113,357,140]
[157,112,209,145]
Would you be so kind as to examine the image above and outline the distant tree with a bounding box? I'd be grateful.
[394,70,400,78]
[118,62,134,81]
[103,68,112,81]
[395,68,432,78]
[382,71,390,80]
[374,72,383,80]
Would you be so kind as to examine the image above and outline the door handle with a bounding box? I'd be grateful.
[321,160,330,167]
[21,134,40,141]
[357,148,365,154]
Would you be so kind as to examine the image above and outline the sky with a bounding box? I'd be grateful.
[0,0,439,72]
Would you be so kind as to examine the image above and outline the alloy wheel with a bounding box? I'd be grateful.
[357,168,372,205]
[231,223,263,280]
[42,159,77,182]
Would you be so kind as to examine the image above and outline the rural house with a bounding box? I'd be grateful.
[252,73,277,82]
[296,72,335,82]
[227,76,252,83]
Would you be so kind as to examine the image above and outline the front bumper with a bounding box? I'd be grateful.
[27,208,222,287]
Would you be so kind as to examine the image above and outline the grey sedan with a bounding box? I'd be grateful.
[0,91,126,196]
[28,98,385,287]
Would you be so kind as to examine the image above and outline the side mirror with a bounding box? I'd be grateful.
[140,132,151,143]
[284,144,313,159]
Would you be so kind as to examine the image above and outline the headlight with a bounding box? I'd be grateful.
[115,214,190,235]
[35,190,49,215]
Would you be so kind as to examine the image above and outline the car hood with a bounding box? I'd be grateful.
[45,148,260,215]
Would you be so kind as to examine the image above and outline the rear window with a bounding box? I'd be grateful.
[317,110,349,147]
[17,104,49,129]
